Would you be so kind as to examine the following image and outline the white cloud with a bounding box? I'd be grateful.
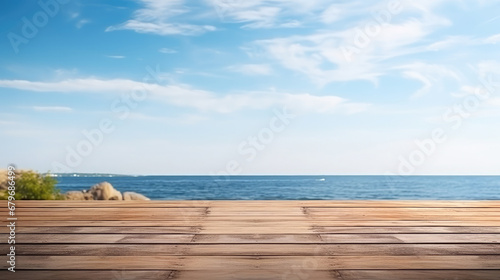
[0,78,369,114]
[234,6,281,28]
[482,15,500,24]
[280,20,301,28]
[489,98,500,107]
[106,0,216,35]
[249,1,457,86]
[449,61,500,99]
[32,106,73,112]
[484,33,500,44]
[403,71,432,98]
[398,63,460,98]
[253,31,385,85]
[451,85,477,98]
[228,64,273,75]
[320,4,343,24]
[476,61,500,84]
[425,33,500,51]
[426,36,471,51]
[0,120,16,125]
[106,21,215,36]
[128,112,207,124]
[159,48,177,54]
[0,78,143,93]
[209,0,327,29]
[76,19,90,29]
[106,55,125,59]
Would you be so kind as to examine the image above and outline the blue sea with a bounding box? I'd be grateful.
[54,175,500,200]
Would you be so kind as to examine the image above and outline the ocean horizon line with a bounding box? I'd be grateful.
[50,173,500,177]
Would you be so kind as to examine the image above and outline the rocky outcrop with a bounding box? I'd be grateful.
[64,182,149,201]
[123,191,150,201]
[66,191,94,200]
[89,182,123,200]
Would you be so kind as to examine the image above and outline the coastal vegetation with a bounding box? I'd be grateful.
[0,170,64,200]
[1,169,149,200]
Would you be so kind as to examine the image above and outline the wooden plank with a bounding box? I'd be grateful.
[2,225,316,234]
[7,244,500,256]
[4,200,500,208]
[9,256,500,270]
[306,220,500,226]
[13,225,499,235]
[201,226,500,234]
[0,226,202,234]
[0,270,339,280]
[9,234,195,244]
[191,234,323,243]
[320,233,500,243]
[338,270,500,280]
[169,270,341,279]
[2,270,499,280]
[6,220,500,227]
[311,226,500,233]
[14,207,208,213]
[12,233,499,244]
[169,270,500,280]
[193,233,500,244]
[1,220,205,227]
[194,226,500,234]
[306,207,500,213]
[9,215,207,221]
[307,216,500,221]
[11,215,500,221]
[0,271,174,280]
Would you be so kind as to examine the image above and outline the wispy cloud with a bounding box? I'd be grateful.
[106,55,126,59]
[69,11,90,29]
[0,78,369,114]
[159,48,177,54]
[0,120,16,126]
[247,1,474,87]
[106,0,216,35]
[209,0,327,29]
[426,36,471,51]
[128,112,207,124]
[489,98,500,107]
[228,64,273,75]
[32,106,73,112]
[425,33,500,51]
[76,19,90,29]
[484,33,500,44]
[398,63,461,98]
[481,14,500,25]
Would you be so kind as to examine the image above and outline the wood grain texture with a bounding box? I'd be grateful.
[1,200,500,280]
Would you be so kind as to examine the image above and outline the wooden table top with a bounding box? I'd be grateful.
[1,200,500,279]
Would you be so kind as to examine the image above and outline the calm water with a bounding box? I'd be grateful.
[55,175,500,200]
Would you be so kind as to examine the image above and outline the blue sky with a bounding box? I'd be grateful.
[1,0,500,175]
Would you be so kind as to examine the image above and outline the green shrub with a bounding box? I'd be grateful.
[3,171,64,200]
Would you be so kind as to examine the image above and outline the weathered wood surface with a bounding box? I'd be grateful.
[1,200,500,279]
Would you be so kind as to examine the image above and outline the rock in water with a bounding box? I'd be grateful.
[89,182,123,200]
[64,182,148,201]
[123,192,150,201]
[66,191,94,200]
